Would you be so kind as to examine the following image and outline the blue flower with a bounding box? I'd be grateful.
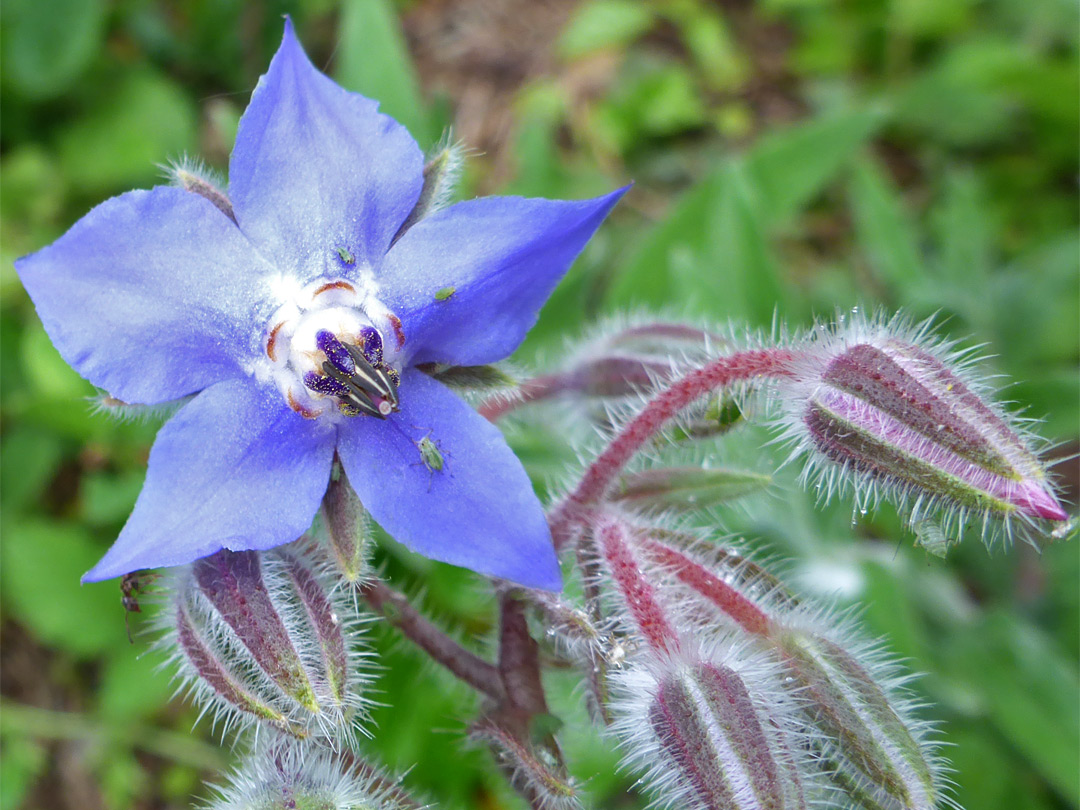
[16,20,624,590]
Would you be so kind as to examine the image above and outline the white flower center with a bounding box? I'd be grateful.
[259,278,404,420]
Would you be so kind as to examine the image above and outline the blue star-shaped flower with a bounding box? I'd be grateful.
[16,20,624,590]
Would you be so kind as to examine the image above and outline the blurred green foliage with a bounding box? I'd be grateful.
[1,1,1076,809]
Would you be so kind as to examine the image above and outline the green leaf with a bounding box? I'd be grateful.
[613,466,771,511]
[0,519,122,656]
[701,161,788,325]
[56,70,198,194]
[947,611,1080,804]
[849,156,928,297]
[97,645,175,720]
[557,0,655,59]
[1,0,105,99]
[335,0,431,144]
[0,427,63,515]
[0,733,47,810]
[604,168,721,311]
[745,107,886,227]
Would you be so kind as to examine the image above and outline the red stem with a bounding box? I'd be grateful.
[638,536,772,636]
[359,580,506,702]
[479,373,572,421]
[596,518,680,655]
[550,349,795,545]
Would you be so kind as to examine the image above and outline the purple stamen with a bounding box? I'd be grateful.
[303,370,350,398]
[357,327,383,364]
[316,330,355,375]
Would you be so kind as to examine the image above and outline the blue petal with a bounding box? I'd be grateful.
[83,379,335,581]
[16,187,277,404]
[381,187,627,366]
[337,369,561,590]
[228,18,424,274]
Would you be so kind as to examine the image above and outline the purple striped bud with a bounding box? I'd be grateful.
[769,622,944,810]
[611,645,818,810]
[161,546,370,741]
[204,738,425,810]
[779,316,1068,547]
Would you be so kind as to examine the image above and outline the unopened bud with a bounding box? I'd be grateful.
[612,647,815,810]
[473,720,581,810]
[769,623,942,810]
[613,466,770,512]
[204,738,423,810]
[163,157,235,223]
[392,135,467,243]
[780,319,1068,545]
[164,547,369,740]
[320,468,371,585]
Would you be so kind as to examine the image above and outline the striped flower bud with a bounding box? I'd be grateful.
[768,622,943,810]
[161,546,370,741]
[611,644,818,810]
[778,315,1068,547]
[204,737,424,810]
[628,529,949,810]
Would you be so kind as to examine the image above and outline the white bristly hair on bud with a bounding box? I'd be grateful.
[607,635,830,810]
[154,542,375,747]
[202,734,429,810]
[770,309,1069,551]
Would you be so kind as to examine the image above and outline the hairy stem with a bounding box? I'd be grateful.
[359,580,506,702]
[550,349,795,546]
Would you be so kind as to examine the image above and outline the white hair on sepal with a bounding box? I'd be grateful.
[153,541,377,750]
[201,733,433,810]
[159,153,226,191]
[90,392,193,424]
[607,632,834,810]
[767,307,1070,551]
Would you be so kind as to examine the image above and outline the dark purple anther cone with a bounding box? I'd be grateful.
[357,326,383,364]
[304,370,350,398]
[316,330,355,375]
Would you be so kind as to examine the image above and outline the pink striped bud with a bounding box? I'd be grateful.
[779,317,1068,547]
[611,645,817,810]
[162,546,370,740]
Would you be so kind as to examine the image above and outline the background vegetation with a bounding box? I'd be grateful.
[1,0,1077,808]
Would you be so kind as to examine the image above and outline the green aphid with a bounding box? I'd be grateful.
[416,435,445,472]
[434,286,456,301]
[335,246,355,265]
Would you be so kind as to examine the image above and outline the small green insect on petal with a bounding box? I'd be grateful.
[335,246,355,265]
[434,286,456,301]
[417,436,444,472]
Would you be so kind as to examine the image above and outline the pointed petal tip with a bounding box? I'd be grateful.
[1024,485,1069,522]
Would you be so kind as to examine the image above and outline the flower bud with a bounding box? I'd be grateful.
[473,720,581,810]
[779,317,1068,545]
[163,157,235,223]
[163,547,370,740]
[768,623,943,810]
[319,468,372,585]
[204,737,424,810]
[611,645,817,810]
